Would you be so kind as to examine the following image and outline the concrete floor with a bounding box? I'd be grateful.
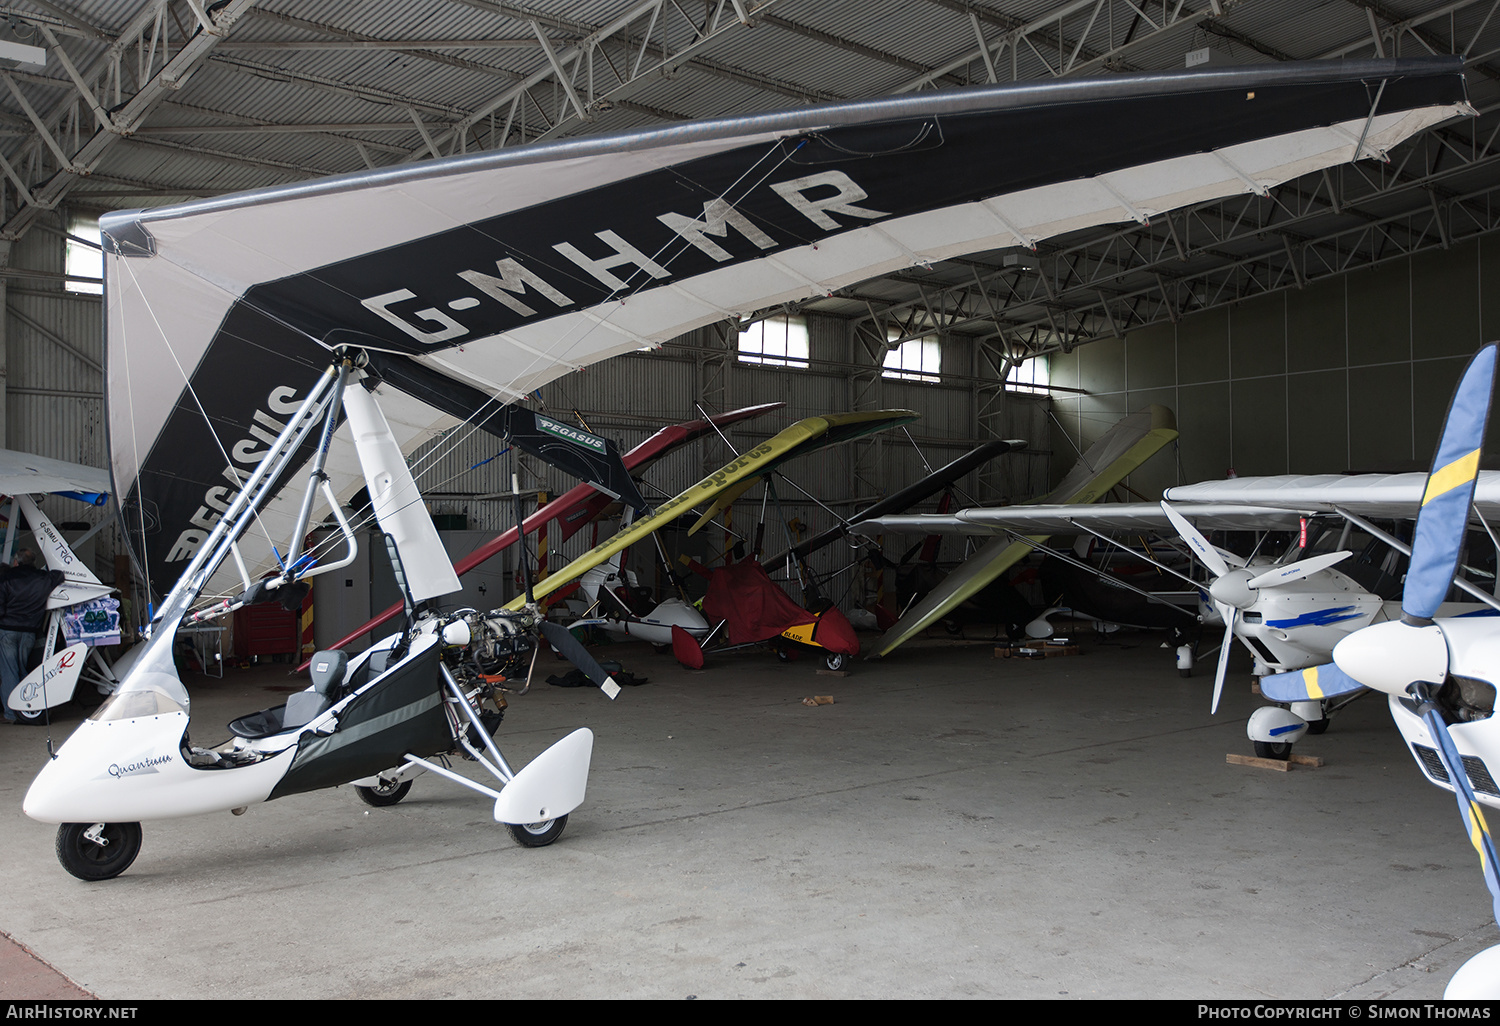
[0,629,1495,1000]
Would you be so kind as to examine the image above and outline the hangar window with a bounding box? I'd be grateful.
[883,336,941,383]
[1007,355,1049,395]
[738,314,809,368]
[65,213,103,295]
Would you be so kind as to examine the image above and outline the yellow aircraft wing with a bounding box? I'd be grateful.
[689,476,762,536]
[872,405,1178,658]
[506,409,918,609]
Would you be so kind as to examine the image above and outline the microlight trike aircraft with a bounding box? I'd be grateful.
[20,55,1471,879]
[0,451,122,722]
[24,355,625,879]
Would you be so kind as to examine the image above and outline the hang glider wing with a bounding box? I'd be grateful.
[869,406,1179,657]
[0,450,110,502]
[102,58,1468,602]
[767,438,1026,566]
[690,476,761,536]
[504,410,918,609]
[686,408,930,536]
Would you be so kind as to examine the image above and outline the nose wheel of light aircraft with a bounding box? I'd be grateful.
[56,822,142,881]
[825,652,848,672]
[356,779,413,807]
[1246,705,1310,761]
[508,815,568,847]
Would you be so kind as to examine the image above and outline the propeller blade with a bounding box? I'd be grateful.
[1259,661,1366,703]
[1212,605,1236,715]
[1245,550,1352,590]
[1160,500,1229,578]
[1416,696,1500,929]
[539,620,620,700]
[1404,344,1498,622]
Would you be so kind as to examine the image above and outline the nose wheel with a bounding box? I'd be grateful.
[508,815,568,847]
[56,822,142,881]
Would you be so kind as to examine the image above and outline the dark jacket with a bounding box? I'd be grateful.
[0,565,65,633]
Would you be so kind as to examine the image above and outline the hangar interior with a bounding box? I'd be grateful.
[3,0,1500,1001]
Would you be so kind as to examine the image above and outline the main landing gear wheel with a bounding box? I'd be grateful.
[356,779,413,807]
[1305,718,1331,735]
[508,814,568,848]
[15,707,43,724]
[56,822,142,881]
[1253,740,1292,760]
[824,652,848,672]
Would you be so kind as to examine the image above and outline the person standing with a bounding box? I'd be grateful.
[0,549,64,723]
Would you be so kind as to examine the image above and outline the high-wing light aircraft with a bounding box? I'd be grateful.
[856,487,1498,754]
[1252,343,1500,999]
[1152,467,1500,754]
[29,58,1469,879]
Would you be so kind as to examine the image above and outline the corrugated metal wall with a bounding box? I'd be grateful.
[1047,235,1500,504]
[3,217,119,583]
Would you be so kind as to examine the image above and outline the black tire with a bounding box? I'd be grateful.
[1305,718,1330,736]
[653,643,671,654]
[508,814,568,848]
[943,620,962,635]
[824,652,848,672]
[1253,740,1292,760]
[356,779,412,807]
[775,648,790,662]
[55,822,142,881]
[16,707,44,724]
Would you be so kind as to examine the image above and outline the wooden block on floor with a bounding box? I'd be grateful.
[1226,752,1324,771]
[816,668,849,677]
[1226,753,1292,771]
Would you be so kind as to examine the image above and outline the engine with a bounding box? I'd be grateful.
[423,607,541,688]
